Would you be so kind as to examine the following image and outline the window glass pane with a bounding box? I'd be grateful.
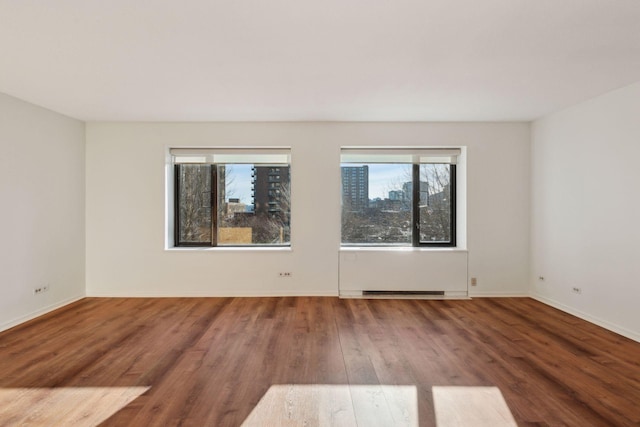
[217,164,290,245]
[341,164,412,245]
[419,164,452,243]
[177,164,212,244]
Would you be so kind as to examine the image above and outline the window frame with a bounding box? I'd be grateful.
[411,163,456,247]
[171,148,291,248]
[173,164,218,247]
[340,149,458,248]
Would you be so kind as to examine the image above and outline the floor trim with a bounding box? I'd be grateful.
[0,295,85,333]
[531,294,640,343]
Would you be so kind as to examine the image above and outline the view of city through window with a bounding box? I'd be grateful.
[176,158,452,247]
[341,163,454,245]
[176,163,290,246]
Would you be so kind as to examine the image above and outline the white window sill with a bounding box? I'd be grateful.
[165,246,292,252]
[340,246,467,252]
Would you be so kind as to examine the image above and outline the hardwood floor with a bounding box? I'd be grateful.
[0,297,638,426]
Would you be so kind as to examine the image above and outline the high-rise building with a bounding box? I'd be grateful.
[389,190,404,201]
[341,166,369,212]
[402,180,429,204]
[251,165,290,219]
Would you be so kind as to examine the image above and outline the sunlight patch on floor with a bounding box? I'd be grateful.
[432,386,517,427]
[242,384,418,426]
[0,386,149,426]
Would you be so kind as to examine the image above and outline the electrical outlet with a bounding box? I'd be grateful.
[470,277,477,286]
[278,272,292,278]
[572,287,582,294]
[34,284,49,295]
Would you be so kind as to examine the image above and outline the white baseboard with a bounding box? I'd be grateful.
[469,291,529,298]
[0,295,85,333]
[531,294,640,343]
[85,290,339,298]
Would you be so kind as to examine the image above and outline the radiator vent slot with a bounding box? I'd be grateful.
[362,290,445,296]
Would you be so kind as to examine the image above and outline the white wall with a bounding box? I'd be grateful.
[531,82,640,341]
[0,93,85,332]
[86,122,530,297]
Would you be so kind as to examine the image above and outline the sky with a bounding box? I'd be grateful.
[225,163,413,204]
[366,164,412,199]
[224,164,252,203]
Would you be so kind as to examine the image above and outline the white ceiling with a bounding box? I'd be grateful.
[1,0,639,122]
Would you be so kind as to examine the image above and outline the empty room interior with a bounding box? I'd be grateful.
[1,1,639,426]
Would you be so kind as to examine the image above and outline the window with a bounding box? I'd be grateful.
[341,148,458,247]
[171,148,291,247]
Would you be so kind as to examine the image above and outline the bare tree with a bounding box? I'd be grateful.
[177,164,212,243]
[419,164,451,242]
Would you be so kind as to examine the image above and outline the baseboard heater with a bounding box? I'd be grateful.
[362,290,445,296]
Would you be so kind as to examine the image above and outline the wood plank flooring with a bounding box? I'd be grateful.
[0,297,638,426]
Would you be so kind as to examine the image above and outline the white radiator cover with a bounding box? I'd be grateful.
[339,249,468,296]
